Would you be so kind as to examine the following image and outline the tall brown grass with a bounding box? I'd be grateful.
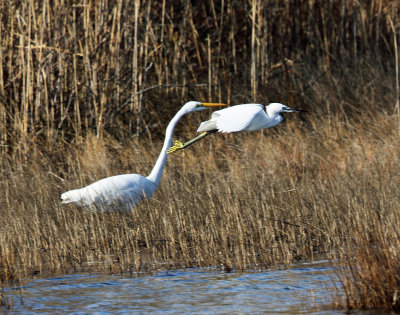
[0,0,399,312]
[1,1,398,151]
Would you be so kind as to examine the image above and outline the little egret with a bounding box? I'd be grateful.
[167,103,305,153]
[61,101,226,211]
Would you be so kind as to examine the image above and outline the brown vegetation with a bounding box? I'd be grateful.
[0,0,399,312]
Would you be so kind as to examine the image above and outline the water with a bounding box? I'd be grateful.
[5,261,347,314]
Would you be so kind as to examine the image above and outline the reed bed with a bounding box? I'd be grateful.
[0,0,400,312]
[1,0,399,152]
[1,107,397,276]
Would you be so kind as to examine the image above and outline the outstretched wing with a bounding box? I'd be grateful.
[216,104,264,132]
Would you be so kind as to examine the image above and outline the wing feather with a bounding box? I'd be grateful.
[215,104,264,132]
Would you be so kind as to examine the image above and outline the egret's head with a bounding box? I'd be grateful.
[183,101,227,113]
[267,103,306,114]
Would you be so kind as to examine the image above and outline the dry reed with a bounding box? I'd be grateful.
[0,0,400,312]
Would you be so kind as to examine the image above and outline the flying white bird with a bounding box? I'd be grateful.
[167,102,305,153]
[61,101,226,211]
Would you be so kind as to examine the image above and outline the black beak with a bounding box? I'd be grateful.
[292,108,307,112]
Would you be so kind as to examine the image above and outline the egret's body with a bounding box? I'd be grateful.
[167,103,305,153]
[61,174,157,210]
[61,101,226,211]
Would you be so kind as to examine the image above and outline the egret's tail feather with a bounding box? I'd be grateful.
[61,190,82,204]
[197,120,217,133]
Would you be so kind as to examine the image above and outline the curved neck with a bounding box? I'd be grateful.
[146,107,189,185]
[266,106,278,118]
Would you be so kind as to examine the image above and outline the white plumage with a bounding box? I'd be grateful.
[61,101,226,211]
[61,174,156,211]
[168,102,305,153]
[198,103,303,133]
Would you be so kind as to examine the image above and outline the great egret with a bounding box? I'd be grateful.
[61,101,226,211]
[167,103,305,153]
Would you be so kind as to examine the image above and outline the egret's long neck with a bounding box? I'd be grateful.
[147,107,189,185]
[266,106,277,118]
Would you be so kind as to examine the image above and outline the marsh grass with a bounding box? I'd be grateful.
[0,0,400,312]
[336,222,400,311]
[1,104,399,277]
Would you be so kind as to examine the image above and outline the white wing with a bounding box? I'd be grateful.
[215,104,265,132]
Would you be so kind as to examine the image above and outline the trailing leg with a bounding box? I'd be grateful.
[167,130,217,153]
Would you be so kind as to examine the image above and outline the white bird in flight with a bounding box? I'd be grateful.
[61,101,226,211]
[167,102,305,153]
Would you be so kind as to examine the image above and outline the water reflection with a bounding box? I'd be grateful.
[7,261,346,314]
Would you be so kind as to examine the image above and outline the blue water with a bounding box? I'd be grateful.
[4,261,347,314]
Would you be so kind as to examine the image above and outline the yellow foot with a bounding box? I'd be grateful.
[167,140,185,154]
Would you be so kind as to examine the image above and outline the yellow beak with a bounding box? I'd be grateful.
[201,102,227,107]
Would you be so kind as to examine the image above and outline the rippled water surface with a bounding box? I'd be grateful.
[5,261,347,314]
